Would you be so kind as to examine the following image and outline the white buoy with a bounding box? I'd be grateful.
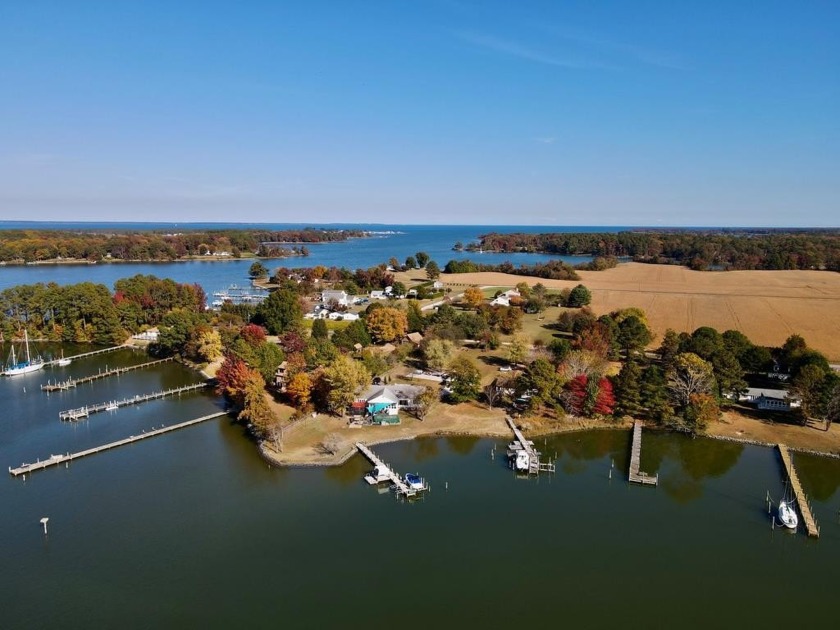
[40,517,49,534]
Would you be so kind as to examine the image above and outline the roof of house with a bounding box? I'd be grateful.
[360,384,425,403]
[744,387,795,400]
[406,332,424,344]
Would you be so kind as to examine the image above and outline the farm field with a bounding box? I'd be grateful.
[440,263,840,360]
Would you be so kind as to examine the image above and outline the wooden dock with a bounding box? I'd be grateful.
[44,344,133,367]
[505,417,555,474]
[628,421,658,486]
[41,357,174,391]
[355,442,427,498]
[58,382,211,421]
[9,411,228,477]
[777,444,820,537]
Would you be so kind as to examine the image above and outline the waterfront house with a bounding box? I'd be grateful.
[273,361,289,392]
[354,384,425,417]
[738,387,801,411]
[321,290,351,307]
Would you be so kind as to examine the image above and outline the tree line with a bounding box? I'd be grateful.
[467,230,840,271]
[0,228,365,262]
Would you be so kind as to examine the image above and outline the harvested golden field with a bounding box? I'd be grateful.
[440,263,840,360]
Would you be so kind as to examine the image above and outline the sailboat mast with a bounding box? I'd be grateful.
[24,330,31,363]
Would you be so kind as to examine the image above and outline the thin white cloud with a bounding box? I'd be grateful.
[540,25,686,71]
[456,31,613,70]
[534,137,556,144]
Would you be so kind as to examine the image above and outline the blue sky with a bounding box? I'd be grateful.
[1,0,837,226]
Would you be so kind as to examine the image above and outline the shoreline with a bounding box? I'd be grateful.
[257,415,840,470]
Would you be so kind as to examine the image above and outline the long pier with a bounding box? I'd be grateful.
[777,444,820,537]
[58,382,211,421]
[628,421,658,486]
[505,417,555,474]
[42,357,174,391]
[9,412,228,477]
[44,344,133,367]
[355,442,427,497]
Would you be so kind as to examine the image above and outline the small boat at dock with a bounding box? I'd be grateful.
[778,499,799,530]
[404,473,426,491]
[364,464,393,485]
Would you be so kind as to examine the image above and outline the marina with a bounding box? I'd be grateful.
[41,357,175,391]
[58,382,211,421]
[628,421,658,486]
[9,411,228,476]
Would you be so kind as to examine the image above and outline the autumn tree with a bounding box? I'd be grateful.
[423,338,455,372]
[684,393,720,433]
[239,370,276,437]
[286,372,313,409]
[323,355,371,415]
[413,386,438,420]
[462,286,484,309]
[365,306,408,343]
[197,329,223,362]
[507,333,530,366]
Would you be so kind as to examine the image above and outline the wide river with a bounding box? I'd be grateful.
[1,349,838,628]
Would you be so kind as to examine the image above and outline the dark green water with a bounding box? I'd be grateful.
[2,348,839,628]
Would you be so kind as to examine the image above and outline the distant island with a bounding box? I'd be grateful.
[0,228,367,264]
[460,229,840,272]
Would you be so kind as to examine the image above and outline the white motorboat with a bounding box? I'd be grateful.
[778,499,799,530]
[404,473,425,491]
[364,464,393,485]
[514,450,531,472]
[3,331,44,376]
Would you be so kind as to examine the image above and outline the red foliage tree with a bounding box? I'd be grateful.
[280,331,306,354]
[592,378,615,416]
[566,375,588,416]
[215,355,253,407]
[240,323,267,346]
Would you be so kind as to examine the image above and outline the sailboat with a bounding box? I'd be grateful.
[3,330,45,376]
[56,350,72,367]
[777,498,799,530]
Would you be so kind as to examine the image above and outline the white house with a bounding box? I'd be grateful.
[370,290,387,300]
[321,290,351,307]
[738,388,801,411]
[131,328,159,342]
[433,280,444,290]
[491,289,521,307]
[340,312,360,321]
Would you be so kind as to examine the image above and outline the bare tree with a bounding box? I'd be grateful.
[266,422,284,452]
[483,381,501,409]
[321,433,344,455]
[668,353,715,407]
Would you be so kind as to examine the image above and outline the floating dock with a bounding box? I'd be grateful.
[505,417,555,474]
[42,357,174,391]
[355,442,427,498]
[9,411,228,477]
[58,382,211,421]
[628,421,658,486]
[44,344,133,367]
[777,444,820,537]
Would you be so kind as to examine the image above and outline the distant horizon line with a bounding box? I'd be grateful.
[1,220,837,230]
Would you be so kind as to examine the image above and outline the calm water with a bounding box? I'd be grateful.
[1,349,839,628]
[0,224,605,293]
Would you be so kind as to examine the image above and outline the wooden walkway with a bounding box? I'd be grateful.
[44,344,132,367]
[505,417,555,474]
[355,442,427,497]
[41,357,174,391]
[9,411,228,477]
[777,444,820,537]
[58,382,211,421]
[628,421,658,486]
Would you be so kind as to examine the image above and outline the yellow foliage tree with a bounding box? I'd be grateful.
[462,286,485,309]
[365,307,408,343]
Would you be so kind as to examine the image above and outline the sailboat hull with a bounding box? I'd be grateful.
[3,362,44,376]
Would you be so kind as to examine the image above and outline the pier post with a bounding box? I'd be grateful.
[40,517,49,534]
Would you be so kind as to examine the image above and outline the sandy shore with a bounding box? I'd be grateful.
[438,263,840,360]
